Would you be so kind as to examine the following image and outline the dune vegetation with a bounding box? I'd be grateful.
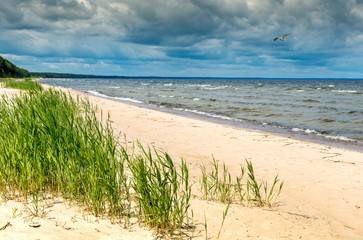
[2,78,43,91]
[0,87,283,237]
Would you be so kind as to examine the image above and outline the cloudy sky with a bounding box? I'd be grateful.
[1,0,363,78]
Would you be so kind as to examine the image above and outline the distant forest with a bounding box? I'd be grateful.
[0,56,117,79]
[0,56,30,78]
[30,72,127,78]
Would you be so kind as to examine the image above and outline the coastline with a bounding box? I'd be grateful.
[97,94,363,152]
[1,84,362,239]
[41,78,363,153]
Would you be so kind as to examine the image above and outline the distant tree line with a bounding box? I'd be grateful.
[30,72,107,78]
[0,56,30,78]
[31,72,131,79]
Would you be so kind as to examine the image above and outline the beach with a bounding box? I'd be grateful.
[1,84,362,240]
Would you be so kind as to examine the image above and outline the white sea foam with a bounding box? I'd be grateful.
[113,96,143,103]
[193,98,201,101]
[187,84,208,87]
[86,90,108,98]
[292,128,317,134]
[320,134,355,142]
[175,108,234,121]
[203,85,229,90]
[159,95,175,98]
[292,127,355,142]
[109,86,120,89]
[332,90,357,93]
[86,90,143,103]
[305,129,318,134]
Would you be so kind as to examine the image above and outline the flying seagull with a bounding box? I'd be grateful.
[274,34,289,42]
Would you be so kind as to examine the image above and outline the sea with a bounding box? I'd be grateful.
[41,78,363,151]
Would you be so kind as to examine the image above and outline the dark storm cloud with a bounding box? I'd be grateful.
[31,0,97,21]
[1,0,363,77]
[117,0,250,45]
[0,0,97,31]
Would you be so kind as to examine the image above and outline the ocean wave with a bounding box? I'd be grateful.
[332,90,358,93]
[158,95,175,98]
[186,84,211,87]
[174,107,234,121]
[113,96,144,104]
[86,90,108,98]
[284,88,306,92]
[203,85,229,90]
[291,127,356,142]
[323,135,355,142]
[86,90,143,104]
[292,128,318,134]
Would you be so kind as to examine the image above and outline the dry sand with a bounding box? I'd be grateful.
[1,84,362,239]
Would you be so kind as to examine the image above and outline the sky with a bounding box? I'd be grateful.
[1,0,363,78]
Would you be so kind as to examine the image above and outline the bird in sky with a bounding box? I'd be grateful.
[274,34,289,42]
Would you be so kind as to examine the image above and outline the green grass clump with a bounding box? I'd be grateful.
[0,89,128,219]
[127,144,191,234]
[4,78,43,91]
[200,159,283,207]
[201,157,235,203]
[0,88,191,234]
[246,160,283,207]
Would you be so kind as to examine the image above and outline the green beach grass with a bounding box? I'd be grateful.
[2,78,43,91]
[200,158,283,207]
[0,88,191,234]
[0,86,283,237]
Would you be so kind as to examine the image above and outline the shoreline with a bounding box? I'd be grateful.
[123,99,363,152]
[39,77,363,152]
[81,87,363,152]
[1,84,363,239]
